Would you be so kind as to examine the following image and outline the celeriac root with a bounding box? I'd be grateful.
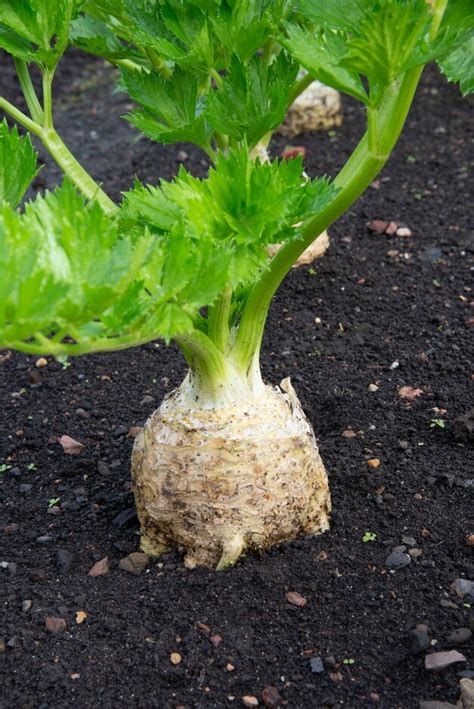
[267,231,330,265]
[132,377,331,569]
[278,80,342,138]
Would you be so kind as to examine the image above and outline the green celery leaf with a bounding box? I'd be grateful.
[123,146,338,287]
[0,25,36,61]
[204,52,298,146]
[121,0,215,75]
[0,120,39,207]
[210,0,291,63]
[0,0,81,65]
[437,35,474,95]
[70,14,136,61]
[342,0,432,103]
[0,178,239,354]
[121,65,212,150]
[282,24,368,103]
[0,0,41,46]
[296,0,368,33]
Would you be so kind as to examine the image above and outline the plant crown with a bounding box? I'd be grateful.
[0,0,472,384]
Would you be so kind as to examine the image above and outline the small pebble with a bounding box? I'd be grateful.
[75,611,87,625]
[402,536,417,547]
[59,435,85,456]
[22,600,32,613]
[389,361,400,370]
[446,628,472,646]
[367,458,381,468]
[36,535,53,544]
[286,591,307,607]
[409,625,431,654]
[425,650,466,671]
[452,578,474,600]
[57,549,74,573]
[45,617,67,634]
[385,221,398,235]
[118,552,149,576]
[88,557,109,577]
[310,656,325,673]
[386,550,411,569]
[242,697,259,708]
[440,599,458,610]
[261,686,283,707]
[368,383,379,392]
[396,227,412,237]
[170,652,182,665]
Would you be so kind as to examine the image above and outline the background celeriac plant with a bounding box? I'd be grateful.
[0,0,472,568]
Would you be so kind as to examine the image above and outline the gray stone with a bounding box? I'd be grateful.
[452,579,474,600]
[446,628,472,646]
[402,536,417,547]
[97,461,110,475]
[386,550,411,569]
[309,656,324,674]
[140,395,154,406]
[440,598,459,609]
[410,625,431,654]
[119,552,149,576]
[56,549,74,573]
[419,246,443,262]
[36,535,53,544]
[425,650,466,671]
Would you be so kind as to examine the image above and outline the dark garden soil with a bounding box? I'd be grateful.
[1,52,473,709]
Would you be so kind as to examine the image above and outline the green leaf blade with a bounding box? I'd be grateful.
[0,120,39,207]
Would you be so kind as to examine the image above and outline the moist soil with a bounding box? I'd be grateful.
[0,53,473,709]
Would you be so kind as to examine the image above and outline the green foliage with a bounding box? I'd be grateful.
[121,66,212,150]
[0,153,333,354]
[438,35,474,95]
[343,1,431,103]
[78,2,297,149]
[285,0,474,105]
[122,147,337,285]
[0,120,39,207]
[204,53,298,146]
[1,0,473,363]
[0,180,211,351]
[209,0,291,63]
[0,0,81,67]
[69,14,135,61]
[281,25,367,103]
